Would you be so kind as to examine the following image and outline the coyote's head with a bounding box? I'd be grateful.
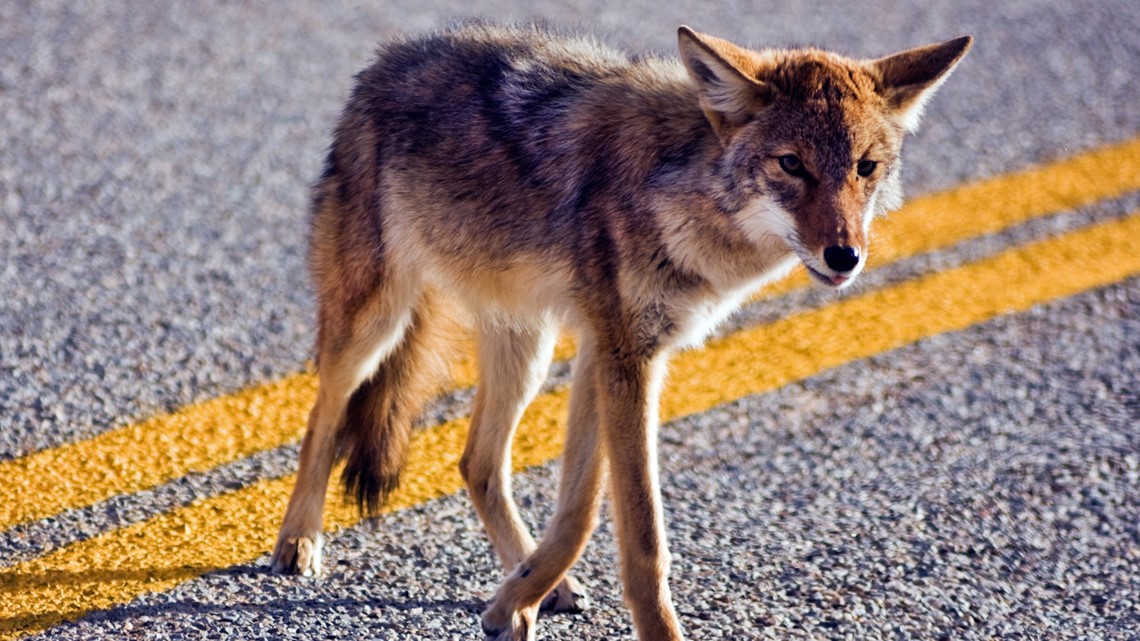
[678,27,972,288]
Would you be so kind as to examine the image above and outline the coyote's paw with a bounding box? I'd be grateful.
[481,602,537,641]
[270,533,323,576]
[540,575,590,614]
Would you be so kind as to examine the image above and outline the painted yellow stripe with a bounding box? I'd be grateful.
[1,137,1138,533]
[0,376,316,532]
[662,211,1140,421]
[4,213,1139,639]
[0,390,569,639]
[0,336,572,532]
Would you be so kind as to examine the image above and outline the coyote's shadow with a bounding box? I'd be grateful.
[1,564,482,635]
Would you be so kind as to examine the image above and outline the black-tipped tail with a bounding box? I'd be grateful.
[337,292,458,515]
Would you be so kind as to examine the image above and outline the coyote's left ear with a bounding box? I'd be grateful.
[678,26,772,142]
[868,36,973,133]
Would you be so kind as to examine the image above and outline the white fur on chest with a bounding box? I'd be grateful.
[665,258,795,350]
[668,292,749,350]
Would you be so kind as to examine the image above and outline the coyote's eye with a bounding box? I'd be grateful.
[778,154,806,178]
[857,160,878,177]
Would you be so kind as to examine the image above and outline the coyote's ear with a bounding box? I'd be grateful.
[678,26,771,141]
[868,36,973,133]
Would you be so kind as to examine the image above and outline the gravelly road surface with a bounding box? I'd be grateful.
[2,0,1139,639]
[35,282,1140,640]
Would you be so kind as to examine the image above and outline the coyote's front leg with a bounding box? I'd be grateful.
[596,350,683,641]
[483,342,683,640]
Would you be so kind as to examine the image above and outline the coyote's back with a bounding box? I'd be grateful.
[311,23,722,322]
[273,22,972,641]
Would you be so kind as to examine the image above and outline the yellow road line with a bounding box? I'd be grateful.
[1,137,1138,532]
[0,337,571,533]
[4,213,1139,639]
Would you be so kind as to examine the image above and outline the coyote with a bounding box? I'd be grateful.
[271,22,971,640]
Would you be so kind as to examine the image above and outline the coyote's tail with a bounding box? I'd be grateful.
[338,290,459,515]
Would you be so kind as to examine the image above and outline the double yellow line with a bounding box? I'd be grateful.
[2,138,1139,638]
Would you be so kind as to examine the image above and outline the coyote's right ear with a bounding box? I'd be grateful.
[868,36,973,133]
[678,26,771,142]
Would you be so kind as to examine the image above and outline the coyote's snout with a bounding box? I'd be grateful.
[270,22,971,640]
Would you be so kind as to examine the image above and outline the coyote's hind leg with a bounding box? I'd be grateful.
[271,274,420,576]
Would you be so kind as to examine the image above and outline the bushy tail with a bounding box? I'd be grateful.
[338,290,459,515]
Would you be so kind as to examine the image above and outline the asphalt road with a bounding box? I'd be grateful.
[2,1,1138,640]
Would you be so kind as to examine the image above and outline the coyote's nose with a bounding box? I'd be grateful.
[823,245,860,273]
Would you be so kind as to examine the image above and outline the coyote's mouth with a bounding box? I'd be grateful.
[803,264,849,288]
[793,250,856,288]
